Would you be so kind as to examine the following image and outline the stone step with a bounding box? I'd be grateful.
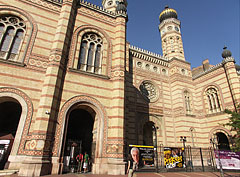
[0,169,18,176]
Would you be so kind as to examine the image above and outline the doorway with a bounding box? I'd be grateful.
[62,108,95,173]
[216,132,230,150]
[143,121,154,146]
[0,100,22,170]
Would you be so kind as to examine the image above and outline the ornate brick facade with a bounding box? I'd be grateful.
[0,0,239,176]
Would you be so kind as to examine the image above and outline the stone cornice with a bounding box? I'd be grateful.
[129,45,169,67]
[41,0,128,18]
[79,0,127,19]
[43,0,62,5]
[169,57,191,65]
[193,57,236,80]
[159,18,181,29]
[193,63,223,80]
[222,57,235,65]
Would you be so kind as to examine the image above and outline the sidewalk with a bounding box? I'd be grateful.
[45,172,240,177]
[2,172,240,177]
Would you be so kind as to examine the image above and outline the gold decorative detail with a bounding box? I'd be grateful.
[160,8,177,18]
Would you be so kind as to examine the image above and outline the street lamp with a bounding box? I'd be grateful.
[180,136,187,170]
[152,125,159,173]
[210,135,224,177]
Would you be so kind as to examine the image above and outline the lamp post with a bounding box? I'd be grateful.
[180,136,187,170]
[152,125,159,173]
[210,135,224,177]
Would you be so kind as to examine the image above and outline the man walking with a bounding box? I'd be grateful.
[76,152,83,173]
[83,152,89,173]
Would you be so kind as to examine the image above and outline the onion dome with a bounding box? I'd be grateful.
[116,1,127,12]
[159,5,178,23]
[222,46,232,58]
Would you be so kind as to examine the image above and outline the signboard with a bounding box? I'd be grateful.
[215,150,240,170]
[129,145,155,168]
[164,147,184,168]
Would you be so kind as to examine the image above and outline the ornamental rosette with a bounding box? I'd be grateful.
[139,81,158,102]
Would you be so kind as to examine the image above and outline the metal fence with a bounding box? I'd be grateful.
[158,145,216,172]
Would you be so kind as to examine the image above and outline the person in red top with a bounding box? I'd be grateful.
[76,152,84,173]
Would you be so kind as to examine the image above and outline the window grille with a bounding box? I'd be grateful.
[78,33,103,74]
[0,15,26,61]
[206,88,221,113]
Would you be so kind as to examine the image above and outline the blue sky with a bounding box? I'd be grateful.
[86,0,240,68]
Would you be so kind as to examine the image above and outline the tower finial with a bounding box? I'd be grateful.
[222,46,232,58]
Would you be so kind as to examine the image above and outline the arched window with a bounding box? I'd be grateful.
[206,88,221,113]
[184,90,191,114]
[78,33,103,74]
[0,15,26,61]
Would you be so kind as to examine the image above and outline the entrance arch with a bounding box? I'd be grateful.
[209,127,231,150]
[0,99,22,169]
[216,132,230,150]
[62,106,96,173]
[54,95,107,174]
[0,88,33,170]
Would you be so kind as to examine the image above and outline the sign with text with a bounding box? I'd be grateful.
[215,150,240,170]
[164,147,184,168]
[129,145,155,168]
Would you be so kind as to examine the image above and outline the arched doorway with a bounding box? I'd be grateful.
[0,99,22,170]
[216,132,230,150]
[62,107,96,173]
[143,121,155,146]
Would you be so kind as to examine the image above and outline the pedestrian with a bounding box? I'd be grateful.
[83,152,89,173]
[76,152,83,173]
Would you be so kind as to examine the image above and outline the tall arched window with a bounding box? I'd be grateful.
[78,33,103,74]
[0,15,26,61]
[184,90,191,114]
[206,87,221,113]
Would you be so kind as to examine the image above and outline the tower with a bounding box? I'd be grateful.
[159,6,185,60]
[102,0,128,13]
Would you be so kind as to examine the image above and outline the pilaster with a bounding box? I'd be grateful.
[18,0,78,176]
[222,57,240,109]
[106,14,126,175]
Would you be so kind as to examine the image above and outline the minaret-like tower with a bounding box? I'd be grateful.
[102,0,128,13]
[159,6,185,60]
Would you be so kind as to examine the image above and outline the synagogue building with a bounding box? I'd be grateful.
[0,0,239,176]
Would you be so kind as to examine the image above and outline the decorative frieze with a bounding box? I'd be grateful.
[130,45,169,66]
[21,0,62,12]
[106,144,123,154]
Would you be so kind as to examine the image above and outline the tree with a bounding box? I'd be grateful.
[224,104,240,152]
